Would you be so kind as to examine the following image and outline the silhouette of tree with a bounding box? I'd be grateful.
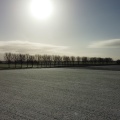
[116,60,120,64]
[44,55,51,67]
[12,53,19,68]
[76,56,81,65]
[3,53,115,69]
[97,57,103,64]
[4,53,13,68]
[29,55,34,68]
[35,55,40,68]
[25,54,29,68]
[38,55,43,67]
[104,58,113,64]
[70,56,75,66]
[56,55,62,67]
[46,55,52,67]
[35,55,42,67]
[89,57,94,64]
[18,54,25,68]
[82,57,88,64]
[93,57,97,64]
[42,55,48,67]
[62,56,70,66]
[52,55,57,67]
[108,58,113,64]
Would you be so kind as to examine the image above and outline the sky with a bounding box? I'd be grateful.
[0,0,120,60]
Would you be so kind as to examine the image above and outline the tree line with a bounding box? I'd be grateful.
[3,52,119,68]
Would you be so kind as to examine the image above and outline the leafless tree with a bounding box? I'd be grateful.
[76,56,81,65]
[104,58,113,64]
[18,54,25,68]
[52,55,57,66]
[4,53,13,68]
[82,57,88,64]
[29,55,35,68]
[12,54,19,68]
[25,54,29,68]
[35,55,43,67]
[35,55,40,68]
[56,55,62,67]
[96,57,103,64]
[116,60,120,65]
[89,57,97,64]
[62,56,66,66]
[70,56,76,66]
[62,56,70,66]
[46,55,52,67]
[38,55,43,67]
[42,55,48,67]
[3,53,115,69]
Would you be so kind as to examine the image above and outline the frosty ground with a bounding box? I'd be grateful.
[0,68,120,120]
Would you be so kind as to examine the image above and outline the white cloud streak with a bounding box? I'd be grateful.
[0,40,69,55]
[89,39,120,48]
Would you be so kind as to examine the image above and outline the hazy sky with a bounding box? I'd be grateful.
[0,0,120,59]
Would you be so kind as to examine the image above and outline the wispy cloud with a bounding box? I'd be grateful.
[89,39,120,48]
[0,40,69,55]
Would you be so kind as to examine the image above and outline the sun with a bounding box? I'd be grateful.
[30,0,53,20]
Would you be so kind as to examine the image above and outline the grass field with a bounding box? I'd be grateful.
[0,62,118,70]
[0,63,37,69]
[0,68,120,120]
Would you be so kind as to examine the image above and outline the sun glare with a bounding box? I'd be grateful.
[30,0,53,20]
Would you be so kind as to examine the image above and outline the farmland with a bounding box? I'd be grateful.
[0,68,120,120]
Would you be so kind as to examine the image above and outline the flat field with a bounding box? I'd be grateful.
[0,68,120,120]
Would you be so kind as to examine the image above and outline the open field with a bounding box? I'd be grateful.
[87,65,120,71]
[0,68,120,120]
[0,63,119,70]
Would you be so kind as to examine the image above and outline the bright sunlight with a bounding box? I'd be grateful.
[30,0,53,20]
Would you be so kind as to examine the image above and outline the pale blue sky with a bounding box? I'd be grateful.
[0,0,120,59]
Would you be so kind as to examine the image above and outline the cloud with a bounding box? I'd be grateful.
[89,39,120,48]
[0,40,69,55]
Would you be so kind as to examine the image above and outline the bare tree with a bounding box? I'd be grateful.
[89,57,97,64]
[96,57,103,64]
[82,57,88,64]
[42,55,48,67]
[35,55,42,67]
[56,55,62,67]
[62,56,66,66]
[52,55,62,67]
[29,55,35,68]
[3,53,115,69]
[38,55,43,67]
[76,56,81,65]
[25,54,29,68]
[104,58,113,64]
[18,54,25,68]
[116,60,120,65]
[35,55,39,68]
[4,53,13,68]
[62,56,70,66]
[70,56,75,66]
[12,54,19,68]
[46,55,52,67]
[52,55,57,67]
